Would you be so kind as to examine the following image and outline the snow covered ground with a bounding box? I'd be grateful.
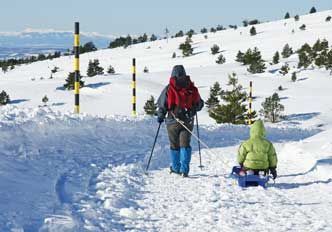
[0,10,332,232]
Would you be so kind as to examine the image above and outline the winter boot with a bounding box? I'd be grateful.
[170,149,180,174]
[180,147,192,176]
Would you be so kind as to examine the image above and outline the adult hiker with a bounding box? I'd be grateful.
[157,65,204,177]
[237,119,278,179]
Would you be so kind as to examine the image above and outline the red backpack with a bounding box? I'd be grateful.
[167,76,200,112]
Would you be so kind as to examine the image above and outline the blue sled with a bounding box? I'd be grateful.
[231,166,270,188]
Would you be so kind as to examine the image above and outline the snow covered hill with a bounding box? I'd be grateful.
[0,10,332,232]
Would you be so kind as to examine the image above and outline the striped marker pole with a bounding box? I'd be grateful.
[248,81,253,125]
[132,58,137,116]
[74,22,80,114]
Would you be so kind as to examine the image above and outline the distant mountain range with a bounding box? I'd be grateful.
[0,28,115,59]
[0,28,114,48]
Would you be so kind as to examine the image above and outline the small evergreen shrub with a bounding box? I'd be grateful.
[211,44,220,55]
[0,90,10,105]
[144,96,157,115]
[107,65,116,74]
[260,93,284,123]
[63,72,84,90]
[216,54,226,64]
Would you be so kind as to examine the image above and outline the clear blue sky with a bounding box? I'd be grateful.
[1,0,331,36]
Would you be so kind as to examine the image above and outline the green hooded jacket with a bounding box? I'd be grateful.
[237,120,278,170]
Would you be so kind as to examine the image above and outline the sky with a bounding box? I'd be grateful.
[1,0,331,36]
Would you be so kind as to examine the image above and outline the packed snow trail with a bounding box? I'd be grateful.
[0,107,326,231]
[109,146,331,232]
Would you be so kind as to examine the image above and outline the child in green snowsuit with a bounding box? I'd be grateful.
[237,120,278,179]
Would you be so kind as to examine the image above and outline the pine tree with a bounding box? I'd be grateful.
[210,27,217,33]
[172,52,176,58]
[211,44,220,55]
[175,30,184,37]
[179,40,193,57]
[298,44,313,69]
[42,95,49,106]
[247,47,266,73]
[243,48,255,65]
[281,44,293,58]
[325,50,332,74]
[250,26,257,36]
[2,66,8,73]
[298,52,311,69]
[299,24,306,30]
[273,51,280,64]
[205,82,222,109]
[200,28,208,34]
[144,96,157,115]
[284,12,290,19]
[80,42,97,54]
[315,50,328,67]
[150,34,158,41]
[310,7,317,14]
[291,72,297,82]
[236,51,245,63]
[0,90,10,105]
[216,25,225,31]
[216,54,226,64]
[87,59,104,77]
[312,39,329,60]
[280,63,290,75]
[63,72,84,90]
[313,40,329,67]
[107,65,115,74]
[186,29,195,38]
[185,36,192,44]
[248,61,266,74]
[260,93,284,123]
[87,60,95,77]
[94,60,104,75]
[209,73,250,124]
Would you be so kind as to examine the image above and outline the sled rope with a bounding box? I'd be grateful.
[171,112,231,169]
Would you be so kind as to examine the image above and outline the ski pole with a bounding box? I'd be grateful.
[145,122,162,173]
[196,112,203,170]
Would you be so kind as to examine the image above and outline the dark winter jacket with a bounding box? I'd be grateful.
[157,65,204,125]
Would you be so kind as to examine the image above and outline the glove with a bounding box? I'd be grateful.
[270,168,277,179]
[157,117,164,123]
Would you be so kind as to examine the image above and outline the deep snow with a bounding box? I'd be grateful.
[0,10,332,232]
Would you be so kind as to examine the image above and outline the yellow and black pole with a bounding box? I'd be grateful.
[132,58,137,116]
[248,81,253,125]
[74,22,80,114]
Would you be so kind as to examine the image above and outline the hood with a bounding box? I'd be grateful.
[250,120,266,139]
[171,65,186,79]
[171,65,188,88]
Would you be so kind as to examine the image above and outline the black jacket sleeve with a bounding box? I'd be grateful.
[196,98,204,112]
